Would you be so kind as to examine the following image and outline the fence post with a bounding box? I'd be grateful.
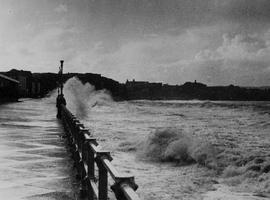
[80,130,89,198]
[56,95,66,119]
[96,151,112,200]
[111,177,138,200]
[86,138,97,199]
[87,138,97,179]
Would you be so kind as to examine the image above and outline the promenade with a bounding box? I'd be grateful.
[0,98,77,200]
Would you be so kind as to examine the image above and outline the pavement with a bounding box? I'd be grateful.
[0,99,78,200]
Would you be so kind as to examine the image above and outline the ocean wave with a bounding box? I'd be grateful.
[118,127,270,178]
[130,128,219,169]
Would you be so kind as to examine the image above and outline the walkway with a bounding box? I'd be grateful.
[0,98,77,200]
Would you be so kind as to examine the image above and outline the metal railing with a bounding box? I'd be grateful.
[60,104,140,200]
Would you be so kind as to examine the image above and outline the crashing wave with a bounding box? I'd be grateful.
[63,77,112,119]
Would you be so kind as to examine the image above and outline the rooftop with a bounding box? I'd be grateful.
[0,73,19,84]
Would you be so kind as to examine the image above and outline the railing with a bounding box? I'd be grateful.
[60,104,140,200]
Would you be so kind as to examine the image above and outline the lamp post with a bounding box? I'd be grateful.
[60,60,64,95]
[56,60,66,119]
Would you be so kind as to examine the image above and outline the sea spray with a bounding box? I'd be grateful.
[141,128,192,162]
[137,128,219,168]
[134,127,270,173]
[63,77,112,119]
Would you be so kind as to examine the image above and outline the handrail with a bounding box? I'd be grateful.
[60,104,140,200]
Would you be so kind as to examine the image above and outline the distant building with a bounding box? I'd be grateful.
[125,79,163,99]
[182,81,207,89]
[126,79,162,88]
[0,73,19,101]
[31,79,41,97]
[126,79,150,88]
[4,69,41,97]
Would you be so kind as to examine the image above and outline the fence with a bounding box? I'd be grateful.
[60,104,140,200]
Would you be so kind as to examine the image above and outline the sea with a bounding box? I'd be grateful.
[62,77,270,200]
[0,77,269,200]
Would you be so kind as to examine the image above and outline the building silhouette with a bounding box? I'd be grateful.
[0,73,19,102]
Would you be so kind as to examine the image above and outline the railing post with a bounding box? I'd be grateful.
[79,130,89,198]
[96,152,112,200]
[111,177,138,200]
[87,139,97,179]
[86,138,98,199]
[56,95,66,119]
[71,118,79,135]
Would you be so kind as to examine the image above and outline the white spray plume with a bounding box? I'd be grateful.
[63,76,113,119]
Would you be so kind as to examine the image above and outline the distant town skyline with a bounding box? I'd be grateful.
[1,0,270,86]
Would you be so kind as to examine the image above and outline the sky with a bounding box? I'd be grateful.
[1,0,270,86]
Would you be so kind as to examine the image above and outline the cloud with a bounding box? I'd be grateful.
[189,33,270,86]
[55,4,68,13]
[195,33,270,65]
[214,0,270,22]
[88,28,270,86]
[1,0,270,86]
[81,25,223,83]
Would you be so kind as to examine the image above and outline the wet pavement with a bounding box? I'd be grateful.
[0,99,77,200]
